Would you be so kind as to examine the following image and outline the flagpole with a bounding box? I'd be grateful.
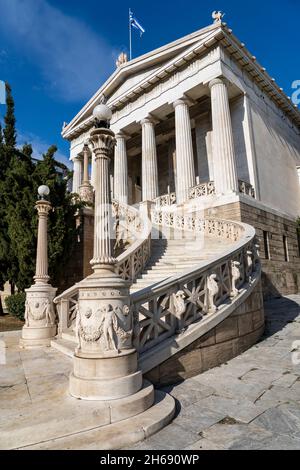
[129,8,132,60]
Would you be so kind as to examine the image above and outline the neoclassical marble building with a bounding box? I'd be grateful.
[62,16,300,296]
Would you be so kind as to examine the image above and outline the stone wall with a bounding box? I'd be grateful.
[209,200,300,298]
[145,282,264,387]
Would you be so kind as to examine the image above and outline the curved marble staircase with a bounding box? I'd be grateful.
[50,200,261,449]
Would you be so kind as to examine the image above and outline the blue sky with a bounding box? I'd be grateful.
[0,0,299,166]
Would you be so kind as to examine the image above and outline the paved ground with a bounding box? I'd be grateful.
[130,295,300,450]
[1,295,300,450]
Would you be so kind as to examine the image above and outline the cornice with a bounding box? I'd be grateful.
[63,23,300,141]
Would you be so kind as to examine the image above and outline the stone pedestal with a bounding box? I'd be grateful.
[69,270,142,400]
[20,284,57,348]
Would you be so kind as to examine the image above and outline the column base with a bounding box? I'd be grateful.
[69,349,143,400]
[20,325,57,349]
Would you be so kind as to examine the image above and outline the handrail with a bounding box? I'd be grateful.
[130,208,259,356]
[189,180,255,200]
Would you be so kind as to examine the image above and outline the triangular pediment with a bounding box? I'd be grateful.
[63,24,219,138]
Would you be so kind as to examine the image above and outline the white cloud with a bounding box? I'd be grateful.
[18,131,70,167]
[0,0,115,102]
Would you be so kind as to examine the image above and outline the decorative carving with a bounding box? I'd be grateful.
[116,52,128,68]
[239,180,255,198]
[231,261,241,298]
[79,183,94,204]
[154,192,177,208]
[173,290,187,318]
[76,307,101,348]
[189,181,216,200]
[205,274,219,314]
[75,303,132,351]
[246,250,253,282]
[24,300,30,327]
[212,11,225,23]
[44,299,56,326]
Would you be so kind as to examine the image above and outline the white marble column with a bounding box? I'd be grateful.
[209,78,239,194]
[34,200,51,285]
[114,132,128,204]
[173,99,196,204]
[90,130,116,269]
[72,156,83,193]
[141,117,159,201]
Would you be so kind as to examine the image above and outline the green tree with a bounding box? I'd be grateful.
[5,143,36,291]
[3,83,16,148]
[0,124,7,314]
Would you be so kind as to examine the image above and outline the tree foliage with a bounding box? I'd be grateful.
[0,83,79,295]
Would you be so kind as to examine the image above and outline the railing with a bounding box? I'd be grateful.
[189,180,255,200]
[151,209,244,242]
[131,209,259,355]
[54,201,152,333]
[239,180,255,198]
[189,181,216,200]
[154,192,177,208]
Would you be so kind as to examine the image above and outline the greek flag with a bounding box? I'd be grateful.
[0,80,5,105]
[129,9,145,36]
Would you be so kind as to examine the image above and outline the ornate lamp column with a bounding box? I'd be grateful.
[72,155,83,193]
[141,116,159,202]
[209,78,239,194]
[69,103,143,401]
[79,143,94,204]
[173,98,196,204]
[20,186,57,348]
[114,132,128,204]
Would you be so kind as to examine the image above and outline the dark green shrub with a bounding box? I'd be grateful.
[5,292,26,320]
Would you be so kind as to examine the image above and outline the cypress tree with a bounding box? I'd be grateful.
[3,83,16,148]
[5,143,36,291]
[0,124,7,314]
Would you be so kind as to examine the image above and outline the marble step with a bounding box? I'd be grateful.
[19,390,175,450]
[51,337,75,356]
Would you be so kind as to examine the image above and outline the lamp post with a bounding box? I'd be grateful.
[79,142,94,204]
[69,101,143,401]
[20,186,57,348]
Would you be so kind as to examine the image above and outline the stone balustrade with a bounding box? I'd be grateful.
[239,180,256,198]
[154,192,177,208]
[188,180,255,201]
[130,209,259,358]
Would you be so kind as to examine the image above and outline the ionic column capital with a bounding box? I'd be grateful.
[140,115,159,126]
[173,95,195,109]
[208,77,229,89]
[115,131,130,143]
